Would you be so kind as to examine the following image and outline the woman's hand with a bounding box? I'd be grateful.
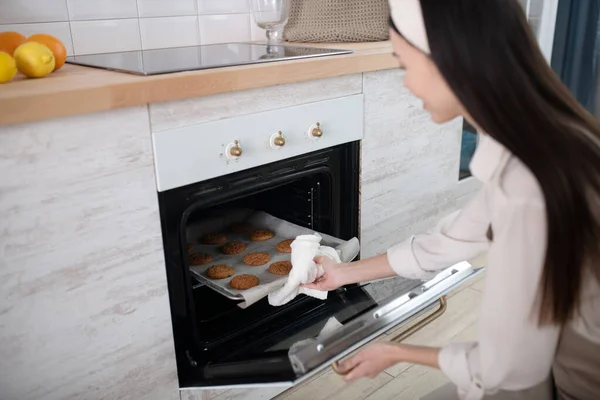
[303,253,397,291]
[301,256,349,291]
[338,343,441,382]
[336,342,402,382]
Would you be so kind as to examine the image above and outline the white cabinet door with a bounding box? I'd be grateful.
[0,106,179,400]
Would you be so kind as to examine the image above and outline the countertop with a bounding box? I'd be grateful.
[0,41,395,126]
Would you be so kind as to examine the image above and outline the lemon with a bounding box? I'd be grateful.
[14,42,55,78]
[0,51,17,83]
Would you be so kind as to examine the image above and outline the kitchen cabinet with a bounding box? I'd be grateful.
[360,69,480,302]
[0,106,179,400]
[361,69,468,257]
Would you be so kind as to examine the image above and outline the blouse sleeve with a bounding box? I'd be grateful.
[438,199,561,400]
[387,189,491,280]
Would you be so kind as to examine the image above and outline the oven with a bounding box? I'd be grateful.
[152,95,480,391]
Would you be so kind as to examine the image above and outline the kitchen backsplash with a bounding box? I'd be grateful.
[0,0,547,57]
[0,0,266,55]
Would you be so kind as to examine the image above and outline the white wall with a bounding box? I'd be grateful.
[520,0,547,38]
[0,0,266,56]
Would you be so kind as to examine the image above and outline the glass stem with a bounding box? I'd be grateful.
[266,28,282,45]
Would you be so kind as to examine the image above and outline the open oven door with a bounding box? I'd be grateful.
[288,261,481,383]
[181,260,482,392]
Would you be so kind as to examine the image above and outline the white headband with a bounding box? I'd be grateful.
[389,0,431,54]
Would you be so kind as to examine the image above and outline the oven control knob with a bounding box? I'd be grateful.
[269,131,286,149]
[308,122,323,140]
[226,140,243,159]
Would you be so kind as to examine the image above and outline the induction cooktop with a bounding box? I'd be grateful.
[65,43,353,76]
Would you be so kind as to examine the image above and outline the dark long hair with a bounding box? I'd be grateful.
[393,0,600,325]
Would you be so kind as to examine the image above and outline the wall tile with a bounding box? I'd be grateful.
[198,0,249,14]
[140,16,199,50]
[66,0,138,21]
[199,14,250,45]
[250,16,267,42]
[0,0,68,24]
[138,0,197,18]
[0,22,74,55]
[1,0,268,55]
[71,19,142,55]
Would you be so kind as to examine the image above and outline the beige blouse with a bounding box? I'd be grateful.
[386,134,600,400]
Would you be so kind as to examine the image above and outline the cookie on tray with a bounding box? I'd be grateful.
[275,239,294,253]
[187,244,194,254]
[243,252,270,266]
[220,242,247,255]
[201,233,227,245]
[230,274,260,290]
[269,260,293,275]
[250,229,274,242]
[189,252,213,266]
[229,222,253,233]
[206,264,235,280]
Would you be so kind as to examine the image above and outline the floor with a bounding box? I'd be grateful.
[275,257,486,400]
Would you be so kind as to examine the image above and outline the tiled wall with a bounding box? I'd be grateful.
[0,0,266,56]
[0,0,547,57]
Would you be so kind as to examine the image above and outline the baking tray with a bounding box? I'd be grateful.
[187,208,348,301]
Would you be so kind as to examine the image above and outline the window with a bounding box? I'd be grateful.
[552,1,600,119]
[458,120,478,180]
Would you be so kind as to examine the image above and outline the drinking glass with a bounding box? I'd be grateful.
[249,0,291,45]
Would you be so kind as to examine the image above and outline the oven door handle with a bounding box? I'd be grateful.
[289,261,483,380]
[330,295,448,376]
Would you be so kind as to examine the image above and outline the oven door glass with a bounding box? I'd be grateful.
[183,263,480,391]
[287,262,481,381]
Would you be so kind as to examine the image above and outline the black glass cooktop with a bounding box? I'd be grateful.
[65,43,353,76]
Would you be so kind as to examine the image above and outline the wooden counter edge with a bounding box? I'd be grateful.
[0,48,397,126]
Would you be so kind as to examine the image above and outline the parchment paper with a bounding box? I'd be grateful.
[187,208,358,308]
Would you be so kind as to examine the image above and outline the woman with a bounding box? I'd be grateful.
[303,0,600,399]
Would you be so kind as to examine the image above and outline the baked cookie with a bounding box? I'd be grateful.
[220,242,247,255]
[230,274,260,290]
[250,229,274,242]
[201,233,227,245]
[187,244,194,254]
[275,239,294,253]
[206,264,235,279]
[243,252,270,266]
[269,260,293,275]
[189,252,213,266]
[229,222,253,233]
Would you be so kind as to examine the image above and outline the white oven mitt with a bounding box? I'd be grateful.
[268,233,341,306]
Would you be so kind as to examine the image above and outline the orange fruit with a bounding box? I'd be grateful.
[0,31,27,56]
[26,34,66,71]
